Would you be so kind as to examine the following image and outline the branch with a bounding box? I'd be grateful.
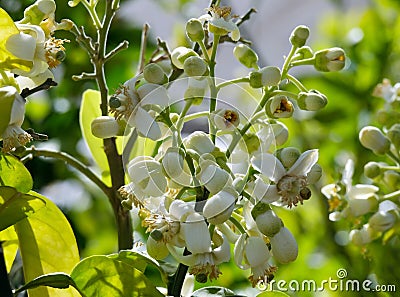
[20,78,57,98]
[236,8,257,27]
[72,72,97,81]
[137,23,150,74]
[105,40,130,63]
[23,147,111,198]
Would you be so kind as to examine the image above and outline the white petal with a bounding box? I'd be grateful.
[181,213,211,254]
[16,69,54,90]
[270,227,298,264]
[213,233,231,264]
[16,24,45,43]
[342,159,354,187]
[321,183,339,199]
[133,106,162,140]
[137,83,170,107]
[329,211,342,221]
[288,149,319,176]
[245,236,271,267]
[233,234,249,270]
[8,89,25,126]
[169,200,194,221]
[348,184,379,199]
[251,153,286,182]
[6,33,36,61]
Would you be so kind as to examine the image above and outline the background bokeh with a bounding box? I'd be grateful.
[2,0,400,296]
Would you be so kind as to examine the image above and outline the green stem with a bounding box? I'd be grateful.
[387,151,400,165]
[182,111,209,123]
[281,45,298,78]
[80,0,102,30]
[216,77,250,91]
[290,57,316,68]
[382,190,400,201]
[209,34,221,143]
[228,216,246,234]
[176,100,193,132]
[286,73,308,92]
[270,89,299,98]
[198,40,210,63]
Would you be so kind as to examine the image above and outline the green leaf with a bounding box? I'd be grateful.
[14,273,78,294]
[14,191,80,297]
[79,89,111,186]
[256,291,290,297]
[107,250,168,284]
[191,286,245,297]
[71,255,164,297]
[0,186,45,231]
[0,226,18,272]
[0,90,14,137]
[0,8,32,71]
[0,154,33,193]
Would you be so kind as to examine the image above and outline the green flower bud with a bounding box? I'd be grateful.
[251,203,283,237]
[186,18,204,42]
[275,147,301,168]
[21,0,56,25]
[91,116,119,139]
[295,46,314,60]
[289,25,310,47]
[143,63,168,85]
[383,170,400,190]
[307,163,322,184]
[376,110,400,127]
[359,126,390,155]
[171,46,197,69]
[314,47,346,72]
[265,95,294,118]
[233,44,258,68]
[183,56,207,77]
[387,123,400,148]
[364,162,381,179]
[297,90,328,111]
[249,66,281,88]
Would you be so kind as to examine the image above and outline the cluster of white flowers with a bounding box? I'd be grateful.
[87,5,348,287]
[323,78,400,248]
[0,0,71,153]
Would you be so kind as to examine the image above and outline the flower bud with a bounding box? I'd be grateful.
[289,25,310,47]
[364,162,381,179]
[241,133,260,154]
[162,147,185,179]
[383,170,400,190]
[369,211,397,232]
[181,212,211,254]
[275,147,300,168]
[314,47,346,72]
[184,131,215,155]
[21,0,56,25]
[147,236,169,260]
[186,18,204,42]
[198,160,232,195]
[349,225,373,246]
[251,203,283,237]
[203,187,238,225]
[265,95,294,118]
[233,44,258,68]
[184,77,208,105]
[183,56,207,77]
[210,109,240,131]
[376,110,400,127]
[143,63,168,85]
[297,90,328,111]
[295,46,313,59]
[249,66,281,88]
[307,163,322,184]
[271,122,289,146]
[387,123,400,148]
[91,116,119,138]
[359,126,390,155]
[171,47,197,69]
[270,227,298,264]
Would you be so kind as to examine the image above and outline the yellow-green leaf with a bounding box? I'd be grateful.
[14,191,80,297]
[0,154,33,193]
[0,226,18,272]
[0,8,32,72]
[71,255,164,297]
[0,90,14,137]
[0,186,45,232]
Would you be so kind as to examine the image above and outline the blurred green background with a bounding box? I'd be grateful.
[2,0,400,296]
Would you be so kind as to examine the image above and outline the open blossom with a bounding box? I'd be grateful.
[322,159,379,221]
[200,6,240,41]
[110,76,170,141]
[373,78,400,103]
[251,149,319,207]
[0,86,32,153]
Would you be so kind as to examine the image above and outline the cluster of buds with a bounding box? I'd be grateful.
[0,0,72,153]
[323,78,400,248]
[101,7,346,288]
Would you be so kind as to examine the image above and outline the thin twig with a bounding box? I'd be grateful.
[72,72,97,81]
[105,40,129,62]
[20,78,57,98]
[236,8,257,27]
[137,23,150,74]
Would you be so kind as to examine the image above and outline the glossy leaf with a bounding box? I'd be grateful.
[0,154,33,193]
[0,226,18,272]
[13,273,79,294]
[14,191,80,297]
[0,186,45,232]
[71,255,164,297]
[191,286,245,297]
[0,8,32,71]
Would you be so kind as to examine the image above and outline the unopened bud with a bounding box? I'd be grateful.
[383,170,400,190]
[297,90,328,111]
[233,44,258,68]
[387,123,400,148]
[359,126,390,155]
[265,95,294,118]
[203,187,238,225]
[186,18,204,42]
[91,116,119,138]
[275,147,300,168]
[369,211,397,232]
[270,227,298,264]
[290,25,310,47]
[349,225,373,246]
[198,160,232,194]
[171,47,197,69]
[143,63,168,85]
[364,162,381,179]
[185,131,215,155]
[162,147,185,179]
[249,66,281,88]
[184,77,208,105]
[314,47,346,72]
[271,122,289,146]
[183,56,207,77]
[251,203,283,237]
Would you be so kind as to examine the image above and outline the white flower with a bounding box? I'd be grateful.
[201,6,240,41]
[110,76,170,141]
[251,149,319,207]
[372,78,400,103]
[210,109,240,131]
[0,86,32,152]
[234,234,276,287]
[349,224,374,246]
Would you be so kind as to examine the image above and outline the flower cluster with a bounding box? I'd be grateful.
[89,5,347,287]
[0,0,72,153]
[322,78,400,248]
